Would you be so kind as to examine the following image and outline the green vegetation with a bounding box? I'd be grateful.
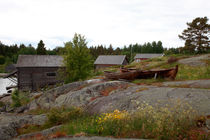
[63,33,93,83]
[17,102,209,139]
[11,89,30,107]
[123,55,210,85]
[36,40,47,55]
[179,17,210,54]
[0,64,5,73]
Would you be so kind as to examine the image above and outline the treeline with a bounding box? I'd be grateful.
[89,41,164,62]
[0,40,57,64]
[0,40,164,64]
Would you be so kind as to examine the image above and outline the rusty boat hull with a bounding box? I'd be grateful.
[104,65,178,80]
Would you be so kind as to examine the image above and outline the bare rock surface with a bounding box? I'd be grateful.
[178,54,210,66]
[163,79,210,89]
[54,81,132,108]
[0,113,47,140]
[27,79,103,111]
[86,85,210,115]
[17,125,62,139]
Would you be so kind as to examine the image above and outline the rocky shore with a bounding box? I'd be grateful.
[0,78,210,139]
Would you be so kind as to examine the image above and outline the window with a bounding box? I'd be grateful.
[46,72,56,77]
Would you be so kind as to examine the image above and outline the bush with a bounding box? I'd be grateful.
[11,89,21,107]
[47,107,84,125]
[11,89,30,107]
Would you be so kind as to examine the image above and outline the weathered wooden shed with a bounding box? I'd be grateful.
[16,55,64,91]
[94,55,128,69]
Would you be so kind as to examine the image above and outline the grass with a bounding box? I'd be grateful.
[18,102,210,139]
[18,107,85,135]
[127,55,210,85]
[60,101,209,139]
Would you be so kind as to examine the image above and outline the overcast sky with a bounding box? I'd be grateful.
[0,0,209,49]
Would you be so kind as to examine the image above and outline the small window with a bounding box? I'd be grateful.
[46,72,56,77]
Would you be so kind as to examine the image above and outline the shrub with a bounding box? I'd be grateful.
[11,90,30,107]
[11,89,21,107]
[47,107,84,125]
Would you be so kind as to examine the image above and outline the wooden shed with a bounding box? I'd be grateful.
[94,55,128,69]
[16,55,64,91]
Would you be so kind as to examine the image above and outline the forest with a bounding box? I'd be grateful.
[0,40,165,65]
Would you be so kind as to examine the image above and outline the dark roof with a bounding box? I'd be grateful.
[134,53,164,59]
[16,55,64,67]
[94,55,126,65]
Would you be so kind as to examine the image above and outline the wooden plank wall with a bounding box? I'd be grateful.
[17,67,62,91]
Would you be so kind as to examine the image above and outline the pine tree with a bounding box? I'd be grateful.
[179,17,210,53]
[36,40,47,55]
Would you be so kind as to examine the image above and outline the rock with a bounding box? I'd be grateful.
[86,85,210,115]
[27,80,103,111]
[178,54,210,67]
[0,94,12,105]
[0,106,6,112]
[54,81,132,108]
[0,113,47,140]
[15,105,28,113]
[206,119,210,130]
[17,125,62,139]
[51,136,144,140]
[163,79,210,89]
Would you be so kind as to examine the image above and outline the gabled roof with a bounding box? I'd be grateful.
[134,53,164,59]
[94,55,126,65]
[16,55,64,67]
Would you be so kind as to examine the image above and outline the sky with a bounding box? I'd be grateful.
[0,0,209,49]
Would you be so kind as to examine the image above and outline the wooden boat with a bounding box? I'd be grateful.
[104,70,141,80]
[137,65,178,80]
[104,65,178,80]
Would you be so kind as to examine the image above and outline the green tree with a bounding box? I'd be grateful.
[179,17,210,53]
[156,41,164,53]
[36,40,47,55]
[18,45,36,55]
[0,55,5,64]
[63,33,93,83]
[107,44,114,55]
